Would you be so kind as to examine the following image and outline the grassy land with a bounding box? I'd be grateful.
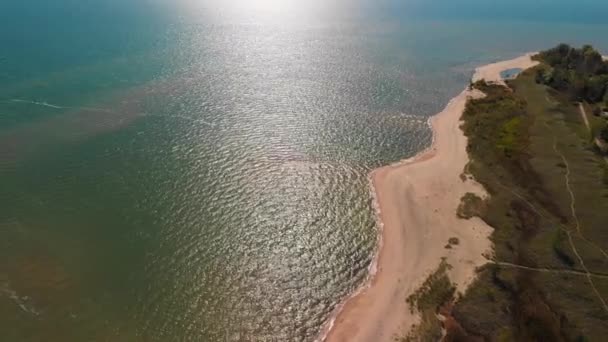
[451,67,608,341]
[401,260,456,342]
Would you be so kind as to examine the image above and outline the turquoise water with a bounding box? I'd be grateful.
[500,68,524,79]
[1,0,607,340]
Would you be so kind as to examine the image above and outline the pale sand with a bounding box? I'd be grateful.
[320,54,539,342]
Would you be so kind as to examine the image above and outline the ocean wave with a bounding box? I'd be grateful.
[0,282,40,316]
[8,99,113,113]
[6,99,217,127]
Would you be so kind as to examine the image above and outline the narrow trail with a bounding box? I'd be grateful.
[547,123,608,313]
[578,103,591,131]
[464,122,608,312]
[468,106,608,313]
[556,143,581,236]
[492,261,608,279]
[463,98,608,264]
[487,173,608,262]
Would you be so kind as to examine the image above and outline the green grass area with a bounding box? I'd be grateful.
[406,260,455,314]
[513,69,608,272]
[451,66,608,340]
[401,260,455,342]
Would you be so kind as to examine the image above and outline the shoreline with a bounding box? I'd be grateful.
[319,54,539,342]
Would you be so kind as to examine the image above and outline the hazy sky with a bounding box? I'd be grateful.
[390,0,608,23]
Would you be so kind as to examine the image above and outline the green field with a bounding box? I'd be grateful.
[446,65,608,341]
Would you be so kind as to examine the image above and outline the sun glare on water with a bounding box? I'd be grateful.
[249,0,285,11]
[175,0,331,17]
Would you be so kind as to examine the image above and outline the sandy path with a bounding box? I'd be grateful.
[320,54,538,342]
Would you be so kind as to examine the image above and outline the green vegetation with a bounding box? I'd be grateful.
[535,44,608,148]
[534,44,608,104]
[601,125,608,142]
[457,192,486,219]
[445,237,460,249]
[406,260,455,314]
[447,44,608,341]
[402,260,456,342]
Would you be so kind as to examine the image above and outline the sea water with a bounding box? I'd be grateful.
[1,0,607,340]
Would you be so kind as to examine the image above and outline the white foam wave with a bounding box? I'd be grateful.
[8,99,218,127]
[9,99,113,112]
[315,91,466,342]
[11,99,63,109]
[314,174,384,342]
[0,282,40,316]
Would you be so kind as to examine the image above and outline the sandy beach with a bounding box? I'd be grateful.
[321,54,539,342]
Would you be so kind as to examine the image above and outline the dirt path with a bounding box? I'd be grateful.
[493,261,608,279]
[548,127,608,314]
[578,103,591,130]
[488,170,608,261]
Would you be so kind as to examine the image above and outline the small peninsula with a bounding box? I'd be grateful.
[322,45,608,341]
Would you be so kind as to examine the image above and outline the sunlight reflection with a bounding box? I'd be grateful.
[172,0,343,19]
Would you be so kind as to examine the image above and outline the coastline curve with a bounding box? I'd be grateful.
[318,54,539,342]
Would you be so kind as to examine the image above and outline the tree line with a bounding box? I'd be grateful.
[535,44,608,105]
[535,44,608,143]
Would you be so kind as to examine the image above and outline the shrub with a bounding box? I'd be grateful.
[457,193,486,219]
[593,107,602,116]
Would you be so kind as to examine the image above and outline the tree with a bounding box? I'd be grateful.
[537,44,608,104]
[572,75,586,101]
[601,125,608,142]
[585,76,608,103]
[535,69,545,84]
[582,49,604,75]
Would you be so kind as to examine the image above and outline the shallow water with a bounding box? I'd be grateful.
[1,0,607,340]
[500,68,524,79]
